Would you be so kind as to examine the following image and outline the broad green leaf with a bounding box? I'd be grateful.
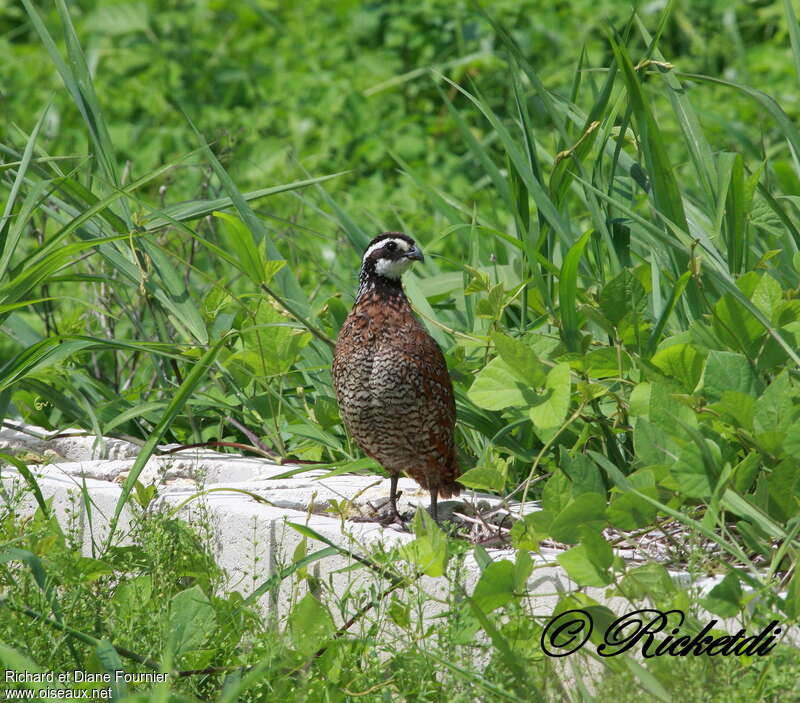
[701,572,742,618]
[607,470,659,530]
[732,452,761,493]
[510,510,553,551]
[751,273,782,323]
[766,459,800,522]
[633,418,678,467]
[785,420,800,460]
[585,348,629,378]
[529,362,571,430]
[710,391,755,431]
[168,585,216,657]
[754,370,798,434]
[599,269,647,326]
[713,292,764,354]
[549,493,607,544]
[468,356,536,410]
[649,381,696,435]
[628,382,651,418]
[458,461,507,493]
[560,452,605,497]
[491,332,546,385]
[288,592,335,657]
[239,302,312,377]
[557,543,612,587]
[702,350,760,402]
[215,211,267,285]
[541,468,572,514]
[671,440,720,498]
[472,559,516,613]
[651,343,704,393]
[514,549,533,593]
[616,563,677,603]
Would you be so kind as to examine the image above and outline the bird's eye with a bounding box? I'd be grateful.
[385,241,397,252]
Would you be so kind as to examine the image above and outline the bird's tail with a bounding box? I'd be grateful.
[437,454,461,499]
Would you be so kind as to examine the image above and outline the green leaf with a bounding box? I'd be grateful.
[651,343,704,393]
[238,302,311,376]
[399,509,448,577]
[107,334,231,546]
[458,461,508,493]
[472,559,516,613]
[529,362,571,430]
[510,511,553,551]
[671,440,719,499]
[711,391,756,431]
[585,348,628,378]
[0,105,50,281]
[541,469,572,514]
[558,230,592,352]
[612,42,691,282]
[560,453,605,496]
[144,173,346,230]
[468,356,536,411]
[783,567,800,620]
[557,541,612,587]
[146,243,209,344]
[607,470,659,530]
[288,592,335,657]
[751,273,782,322]
[491,332,546,386]
[168,585,216,658]
[214,211,267,286]
[701,572,742,618]
[754,370,798,434]
[712,292,764,354]
[702,350,760,403]
[766,459,800,522]
[649,381,696,435]
[599,269,647,326]
[784,420,800,460]
[646,271,692,357]
[549,493,607,544]
[514,550,533,593]
[616,563,677,603]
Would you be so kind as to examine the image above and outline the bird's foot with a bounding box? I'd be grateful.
[369,491,408,526]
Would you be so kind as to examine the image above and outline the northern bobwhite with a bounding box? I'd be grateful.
[332,232,460,522]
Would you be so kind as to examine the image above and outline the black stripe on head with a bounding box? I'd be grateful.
[361,232,416,265]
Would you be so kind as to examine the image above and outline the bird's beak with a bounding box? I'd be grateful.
[404,246,424,262]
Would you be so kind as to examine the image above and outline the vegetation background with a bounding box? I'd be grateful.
[1,0,800,700]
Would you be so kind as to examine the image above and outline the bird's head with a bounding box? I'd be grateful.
[359,232,424,283]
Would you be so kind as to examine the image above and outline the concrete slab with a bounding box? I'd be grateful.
[0,421,724,627]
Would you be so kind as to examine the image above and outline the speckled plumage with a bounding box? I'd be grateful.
[332,233,460,520]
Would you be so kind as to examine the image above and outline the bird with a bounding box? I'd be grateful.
[332,232,460,522]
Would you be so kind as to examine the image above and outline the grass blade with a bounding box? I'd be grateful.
[105,333,232,547]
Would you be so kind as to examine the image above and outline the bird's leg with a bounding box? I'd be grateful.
[389,474,401,522]
[429,486,439,523]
